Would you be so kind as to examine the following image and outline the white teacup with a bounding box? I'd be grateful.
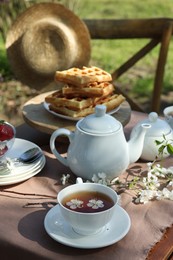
[57,177,118,236]
[163,106,173,129]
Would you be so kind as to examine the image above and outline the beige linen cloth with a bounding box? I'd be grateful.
[0,112,172,260]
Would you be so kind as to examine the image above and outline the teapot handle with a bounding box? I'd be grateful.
[50,128,73,167]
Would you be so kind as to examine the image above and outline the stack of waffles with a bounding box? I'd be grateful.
[45,66,125,118]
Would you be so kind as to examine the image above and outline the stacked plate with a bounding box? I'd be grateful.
[0,138,46,186]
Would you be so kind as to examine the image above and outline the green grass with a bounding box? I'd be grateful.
[0,36,12,80]
[1,0,173,108]
[76,0,173,19]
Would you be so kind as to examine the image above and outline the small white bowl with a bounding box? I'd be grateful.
[163,106,173,129]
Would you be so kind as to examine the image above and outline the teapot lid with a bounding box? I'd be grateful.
[139,112,171,137]
[78,105,121,134]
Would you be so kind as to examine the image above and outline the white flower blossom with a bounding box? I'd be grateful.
[87,199,104,209]
[98,172,107,179]
[137,190,157,204]
[143,171,160,190]
[155,190,164,200]
[156,188,173,200]
[167,167,173,175]
[91,174,99,183]
[149,172,159,184]
[91,173,111,186]
[66,199,83,209]
[98,178,110,185]
[167,181,173,187]
[156,167,167,177]
[169,190,173,200]
[147,162,153,169]
[60,174,70,185]
[162,188,173,200]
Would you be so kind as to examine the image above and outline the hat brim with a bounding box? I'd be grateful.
[6,3,91,90]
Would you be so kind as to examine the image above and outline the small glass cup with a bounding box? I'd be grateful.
[0,122,16,158]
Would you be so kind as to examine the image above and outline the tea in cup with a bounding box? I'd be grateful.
[57,177,118,235]
[163,106,173,129]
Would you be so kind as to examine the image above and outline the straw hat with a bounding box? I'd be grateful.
[5,3,91,90]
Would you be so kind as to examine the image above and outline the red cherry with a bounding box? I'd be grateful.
[0,120,15,141]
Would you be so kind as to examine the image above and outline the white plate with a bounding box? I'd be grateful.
[1,138,42,161]
[0,138,46,186]
[44,204,131,249]
[0,157,45,186]
[44,101,120,121]
[0,153,44,177]
[0,156,46,184]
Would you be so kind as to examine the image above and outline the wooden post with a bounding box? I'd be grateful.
[152,22,173,113]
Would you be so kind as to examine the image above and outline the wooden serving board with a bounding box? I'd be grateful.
[22,91,131,135]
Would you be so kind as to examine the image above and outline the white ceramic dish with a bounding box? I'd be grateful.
[44,101,120,121]
[44,204,131,249]
[0,138,46,185]
[0,152,44,177]
[0,156,45,184]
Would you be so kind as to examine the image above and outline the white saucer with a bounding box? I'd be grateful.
[0,156,46,185]
[44,101,120,121]
[44,204,131,249]
[0,152,44,177]
[0,138,46,186]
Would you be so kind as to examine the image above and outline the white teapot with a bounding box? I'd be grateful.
[50,105,150,180]
[130,112,173,161]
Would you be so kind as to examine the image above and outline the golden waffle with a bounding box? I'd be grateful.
[55,66,112,87]
[95,93,125,112]
[45,90,95,110]
[49,104,95,118]
[62,82,114,97]
[47,93,125,118]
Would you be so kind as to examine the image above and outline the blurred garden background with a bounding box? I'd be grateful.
[1,0,173,126]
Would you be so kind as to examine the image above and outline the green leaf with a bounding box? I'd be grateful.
[158,145,165,154]
[167,144,173,155]
[155,140,164,145]
[0,120,5,124]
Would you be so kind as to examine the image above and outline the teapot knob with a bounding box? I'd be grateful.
[95,105,106,117]
[148,112,158,122]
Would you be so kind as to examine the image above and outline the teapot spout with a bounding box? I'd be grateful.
[128,123,151,164]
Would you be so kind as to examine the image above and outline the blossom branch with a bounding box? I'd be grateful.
[0,189,56,199]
